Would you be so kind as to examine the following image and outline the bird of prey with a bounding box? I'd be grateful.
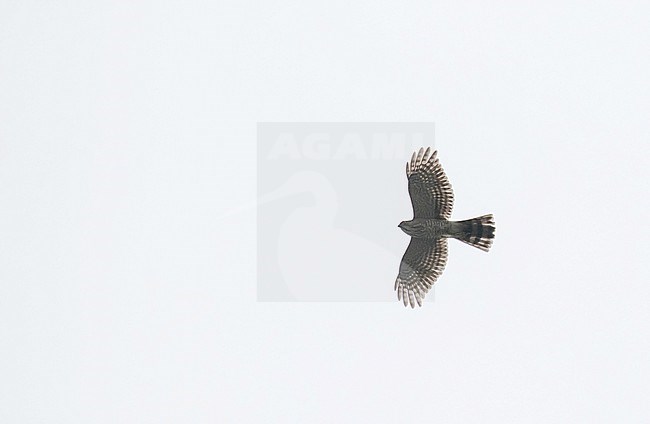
[395,147,495,308]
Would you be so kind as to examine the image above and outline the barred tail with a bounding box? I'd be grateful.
[455,214,495,252]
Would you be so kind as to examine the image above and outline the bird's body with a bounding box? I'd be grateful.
[399,218,454,238]
[395,147,496,308]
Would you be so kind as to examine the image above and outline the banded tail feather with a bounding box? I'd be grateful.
[455,214,495,252]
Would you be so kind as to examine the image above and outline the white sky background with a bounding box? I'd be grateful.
[1,1,649,422]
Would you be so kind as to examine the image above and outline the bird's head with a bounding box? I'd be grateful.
[398,220,425,237]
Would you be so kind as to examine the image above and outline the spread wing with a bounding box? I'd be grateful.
[406,147,454,219]
[394,238,448,308]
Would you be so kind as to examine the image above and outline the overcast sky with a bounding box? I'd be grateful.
[1,1,649,422]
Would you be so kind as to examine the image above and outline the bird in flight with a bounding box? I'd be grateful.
[395,147,495,308]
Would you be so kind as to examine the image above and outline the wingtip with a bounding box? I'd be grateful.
[409,147,439,171]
